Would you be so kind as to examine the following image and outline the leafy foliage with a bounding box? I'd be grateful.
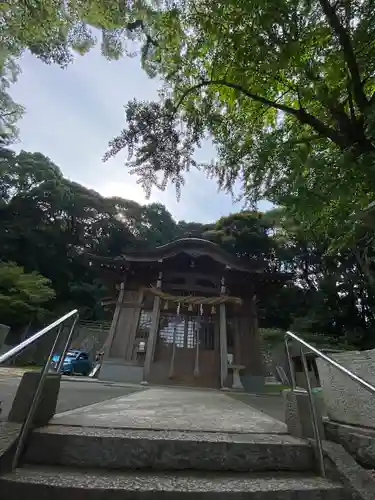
[0,0,156,144]
[104,100,200,199]
[0,261,55,327]
[202,211,276,263]
[0,147,183,323]
[104,0,375,237]
[265,208,375,348]
[0,56,24,145]
[0,0,153,66]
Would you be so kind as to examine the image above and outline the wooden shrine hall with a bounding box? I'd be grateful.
[93,238,288,390]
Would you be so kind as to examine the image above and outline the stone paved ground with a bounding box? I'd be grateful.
[51,387,288,434]
[0,370,143,421]
[0,367,287,427]
[0,368,38,377]
[228,393,286,422]
[0,421,21,456]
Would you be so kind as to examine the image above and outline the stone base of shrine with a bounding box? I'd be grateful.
[98,359,143,384]
[148,360,221,389]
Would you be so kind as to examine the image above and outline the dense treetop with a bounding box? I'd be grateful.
[101,0,375,238]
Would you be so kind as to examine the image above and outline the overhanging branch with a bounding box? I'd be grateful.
[175,79,346,148]
[318,0,368,111]
[287,135,323,145]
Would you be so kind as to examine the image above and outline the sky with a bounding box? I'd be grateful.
[10,47,272,223]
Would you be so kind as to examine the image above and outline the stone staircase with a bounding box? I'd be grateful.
[0,424,347,499]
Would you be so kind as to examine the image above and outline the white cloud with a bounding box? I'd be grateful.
[10,48,272,222]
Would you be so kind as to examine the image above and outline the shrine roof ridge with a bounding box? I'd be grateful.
[87,237,291,281]
[115,237,273,273]
[121,237,259,270]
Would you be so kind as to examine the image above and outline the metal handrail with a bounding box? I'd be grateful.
[285,330,375,478]
[0,310,78,365]
[0,309,79,469]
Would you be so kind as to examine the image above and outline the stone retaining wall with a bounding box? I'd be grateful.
[316,349,375,429]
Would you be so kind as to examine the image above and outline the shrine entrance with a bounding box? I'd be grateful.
[93,237,289,387]
[151,311,221,388]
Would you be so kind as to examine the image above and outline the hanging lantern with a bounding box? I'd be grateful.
[164,300,169,310]
[176,302,181,315]
[188,303,193,312]
[200,304,203,316]
[211,305,216,315]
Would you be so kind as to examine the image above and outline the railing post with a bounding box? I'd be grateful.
[300,346,326,477]
[11,325,63,469]
[285,330,375,477]
[284,336,296,389]
[56,315,79,373]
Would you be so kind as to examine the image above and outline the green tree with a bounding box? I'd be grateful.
[0,147,187,319]
[0,56,24,145]
[131,202,178,249]
[0,261,55,328]
[0,148,135,317]
[0,0,158,143]
[267,208,375,348]
[175,220,208,239]
[203,211,276,263]
[1,0,155,66]
[104,0,375,236]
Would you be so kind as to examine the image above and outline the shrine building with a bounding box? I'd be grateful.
[92,238,288,390]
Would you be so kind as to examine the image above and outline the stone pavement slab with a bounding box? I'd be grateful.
[51,387,287,434]
[0,375,143,422]
[0,422,21,456]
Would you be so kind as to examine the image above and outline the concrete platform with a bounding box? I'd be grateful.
[51,387,287,434]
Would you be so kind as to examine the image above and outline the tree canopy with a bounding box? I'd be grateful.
[0,261,55,327]
[0,56,24,145]
[102,0,375,237]
[1,0,147,65]
[3,0,375,238]
[0,0,154,144]
[0,147,206,322]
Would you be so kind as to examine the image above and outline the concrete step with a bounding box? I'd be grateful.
[0,466,346,499]
[25,425,315,472]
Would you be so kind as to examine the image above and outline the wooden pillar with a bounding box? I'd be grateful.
[142,271,162,381]
[168,327,177,378]
[248,293,264,375]
[233,317,241,365]
[193,326,200,377]
[219,275,228,388]
[102,281,125,358]
[219,303,228,387]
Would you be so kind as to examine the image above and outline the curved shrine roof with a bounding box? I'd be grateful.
[89,237,291,284]
[119,237,258,272]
